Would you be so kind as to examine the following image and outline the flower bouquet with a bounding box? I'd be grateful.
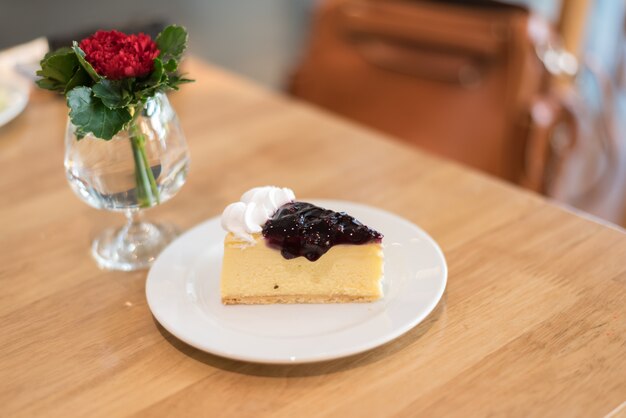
[36,26,193,270]
[37,25,192,207]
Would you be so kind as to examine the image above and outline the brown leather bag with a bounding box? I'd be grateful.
[290,0,558,184]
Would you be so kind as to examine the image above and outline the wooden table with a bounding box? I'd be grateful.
[1,58,625,417]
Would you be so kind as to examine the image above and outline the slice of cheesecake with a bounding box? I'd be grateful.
[221,232,383,304]
[220,187,384,305]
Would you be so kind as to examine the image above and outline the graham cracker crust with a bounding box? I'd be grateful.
[222,294,380,305]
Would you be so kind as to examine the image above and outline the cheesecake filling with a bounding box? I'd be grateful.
[262,202,383,261]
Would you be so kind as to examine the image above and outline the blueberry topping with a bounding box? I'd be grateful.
[262,202,383,261]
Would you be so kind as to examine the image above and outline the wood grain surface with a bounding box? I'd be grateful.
[1,58,625,417]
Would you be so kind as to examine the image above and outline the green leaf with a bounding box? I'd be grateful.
[133,59,167,99]
[36,77,64,91]
[92,79,131,108]
[74,126,88,140]
[42,46,73,61]
[163,58,178,73]
[72,42,101,81]
[156,25,188,62]
[64,67,91,93]
[120,77,136,94]
[149,58,164,84]
[167,74,194,90]
[66,86,131,140]
[36,48,79,92]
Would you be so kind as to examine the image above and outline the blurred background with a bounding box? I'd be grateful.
[1,0,625,225]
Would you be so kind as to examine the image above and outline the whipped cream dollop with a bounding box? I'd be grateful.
[221,186,296,242]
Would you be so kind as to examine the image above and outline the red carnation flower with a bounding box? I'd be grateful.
[79,30,160,80]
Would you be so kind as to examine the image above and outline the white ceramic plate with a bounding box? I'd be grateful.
[0,81,28,127]
[146,200,447,364]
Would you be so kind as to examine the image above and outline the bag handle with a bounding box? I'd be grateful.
[520,92,578,193]
[546,62,620,203]
[524,15,618,198]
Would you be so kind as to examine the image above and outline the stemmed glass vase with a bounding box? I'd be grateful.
[64,92,190,271]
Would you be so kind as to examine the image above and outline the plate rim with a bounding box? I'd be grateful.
[0,82,29,127]
[146,199,447,364]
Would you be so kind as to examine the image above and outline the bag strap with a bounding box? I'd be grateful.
[520,92,577,192]
[548,61,620,202]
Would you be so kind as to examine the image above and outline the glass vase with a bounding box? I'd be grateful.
[64,92,190,271]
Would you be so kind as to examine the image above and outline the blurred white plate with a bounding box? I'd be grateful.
[146,200,447,364]
[0,81,28,127]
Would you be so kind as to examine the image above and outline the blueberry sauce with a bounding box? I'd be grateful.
[262,202,383,262]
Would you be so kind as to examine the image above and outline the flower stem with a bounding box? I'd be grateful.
[129,112,160,208]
